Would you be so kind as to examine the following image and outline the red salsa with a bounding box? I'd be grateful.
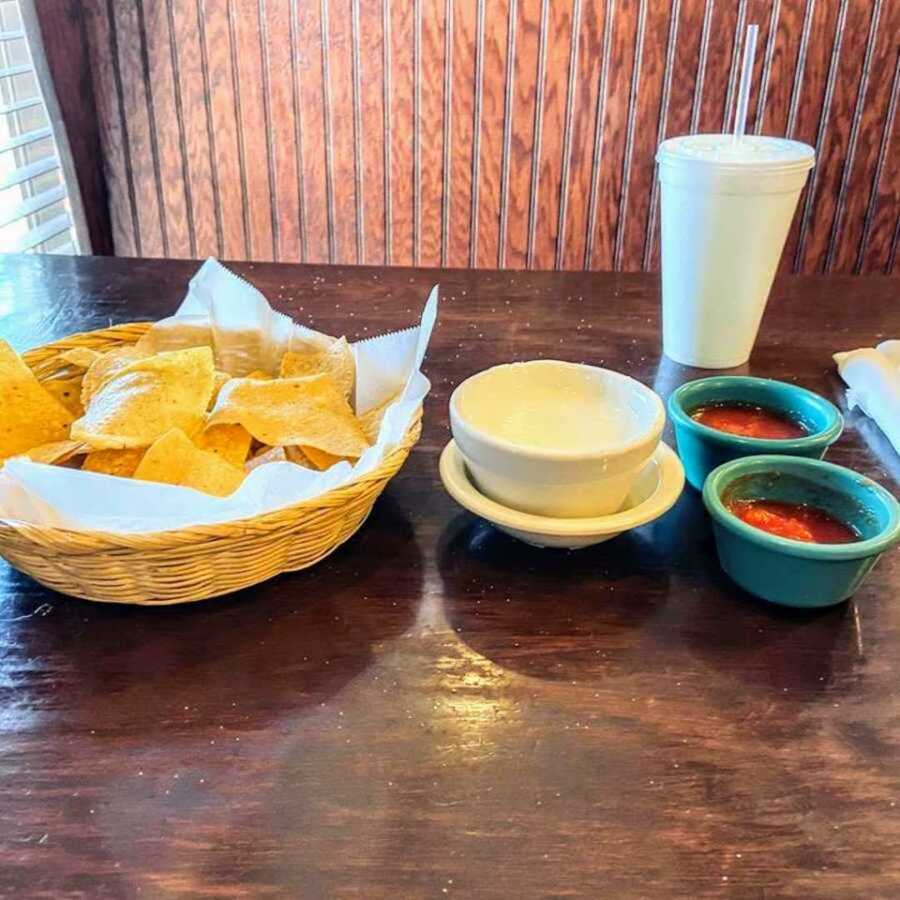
[691,402,807,440]
[726,499,859,544]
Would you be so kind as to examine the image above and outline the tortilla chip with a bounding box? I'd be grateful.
[209,370,231,409]
[208,373,370,457]
[81,346,145,406]
[60,347,101,369]
[134,428,245,497]
[279,337,355,400]
[246,369,272,380]
[71,347,215,450]
[81,448,145,477]
[357,391,401,443]
[0,339,75,461]
[134,315,214,355]
[20,439,88,465]
[245,445,287,472]
[42,376,84,416]
[300,445,352,471]
[195,423,252,468]
[284,445,314,468]
[289,329,338,355]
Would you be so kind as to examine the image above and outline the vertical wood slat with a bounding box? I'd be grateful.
[81,0,899,275]
[196,0,242,259]
[381,0,392,263]
[778,0,841,276]
[753,0,780,134]
[295,0,329,263]
[113,0,164,256]
[263,0,302,263]
[323,0,358,265]
[613,0,648,272]
[473,0,508,268]
[587,1,638,269]
[468,0,485,268]
[319,0,335,263]
[225,0,252,258]
[642,0,680,272]
[583,0,615,269]
[388,0,413,266]
[257,0,278,260]
[412,0,421,265]
[134,0,169,257]
[439,0,452,266]
[356,0,385,266]
[168,0,210,257]
[857,48,900,275]
[83,1,138,256]
[524,0,550,270]
[688,0,714,134]
[417,0,445,266]
[497,0,517,268]
[554,0,583,270]
[824,0,885,273]
[447,0,476,268]
[192,0,224,256]
[696,1,740,134]
[350,0,364,263]
[145,0,192,257]
[793,0,854,272]
[530,0,574,271]
[502,0,540,269]
[559,0,606,271]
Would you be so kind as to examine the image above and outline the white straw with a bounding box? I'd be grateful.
[732,23,759,141]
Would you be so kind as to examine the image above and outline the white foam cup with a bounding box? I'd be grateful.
[657,134,815,368]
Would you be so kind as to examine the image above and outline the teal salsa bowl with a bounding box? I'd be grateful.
[703,455,900,608]
[668,376,843,490]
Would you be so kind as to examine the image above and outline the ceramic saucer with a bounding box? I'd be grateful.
[439,440,685,549]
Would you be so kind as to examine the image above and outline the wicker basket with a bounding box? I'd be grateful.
[0,323,422,605]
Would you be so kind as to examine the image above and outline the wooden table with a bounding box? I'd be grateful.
[1,255,898,898]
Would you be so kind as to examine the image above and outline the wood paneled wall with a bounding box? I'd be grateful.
[77,0,898,273]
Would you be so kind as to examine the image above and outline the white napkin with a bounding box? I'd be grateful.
[0,259,438,533]
[834,340,900,456]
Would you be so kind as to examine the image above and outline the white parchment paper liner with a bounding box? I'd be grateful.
[0,259,438,532]
[834,339,900,456]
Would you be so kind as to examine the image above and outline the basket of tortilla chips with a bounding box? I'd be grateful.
[0,261,434,605]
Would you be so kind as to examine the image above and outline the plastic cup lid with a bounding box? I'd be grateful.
[656,134,815,172]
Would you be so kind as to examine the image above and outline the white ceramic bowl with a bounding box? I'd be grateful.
[449,360,665,517]
[439,440,684,549]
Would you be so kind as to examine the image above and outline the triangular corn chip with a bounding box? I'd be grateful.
[300,445,351,471]
[42,376,84,417]
[0,339,74,461]
[134,428,245,496]
[20,439,88,465]
[284,445,314,468]
[71,347,215,450]
[82,448,145,477]
[209,370,231,409]
[80,345,145,406]
[195,423,252,469]
[134,316,214,355]
[279,337,355,400]
[208,373,369,457]
[60,347,101,369]
[357,391,401,443]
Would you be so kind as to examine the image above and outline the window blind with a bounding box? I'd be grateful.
[0,0,78,254]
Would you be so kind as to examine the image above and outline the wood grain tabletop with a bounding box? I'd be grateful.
[0,254,898,899]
